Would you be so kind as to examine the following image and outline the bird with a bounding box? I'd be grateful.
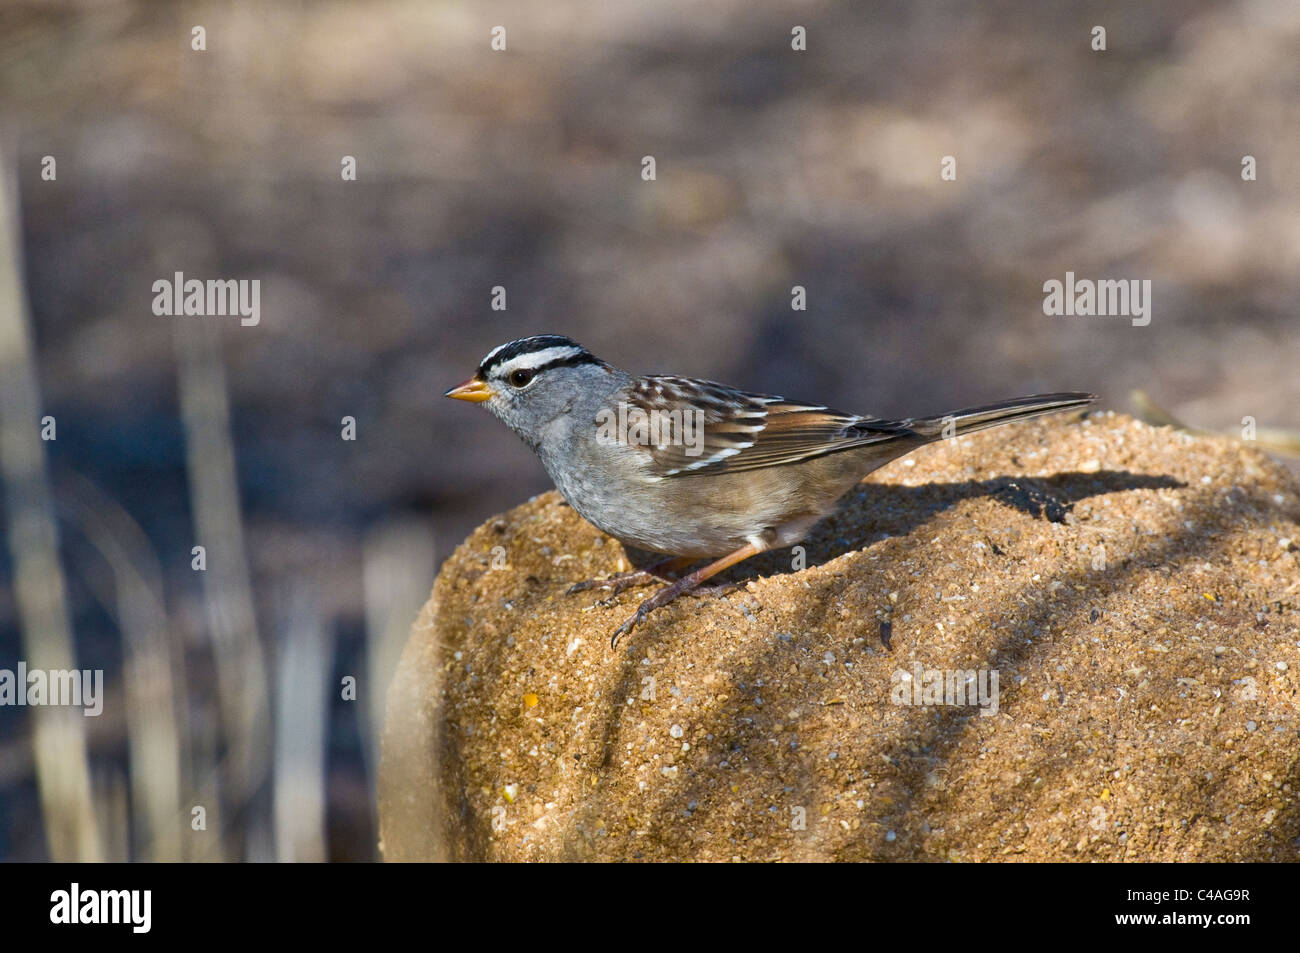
[446,334,1095,647]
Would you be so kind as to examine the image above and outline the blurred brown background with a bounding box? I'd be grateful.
[0,0,1296,861]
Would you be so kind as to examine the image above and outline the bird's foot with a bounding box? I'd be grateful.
[569,555,696,597]
[567,569,662,597]
[609,577,723,648]
[610,607,648,648]
[605,543,763,649]
[698,581,741,597]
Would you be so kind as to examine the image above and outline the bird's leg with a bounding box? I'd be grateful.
[611,542,762,648]
[567,554,695,596]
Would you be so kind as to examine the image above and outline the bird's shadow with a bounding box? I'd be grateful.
[620,469,1185,582]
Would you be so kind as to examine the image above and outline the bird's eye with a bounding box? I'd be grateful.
[508,368,536,388]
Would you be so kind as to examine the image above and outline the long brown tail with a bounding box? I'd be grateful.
[903,392,1097,439]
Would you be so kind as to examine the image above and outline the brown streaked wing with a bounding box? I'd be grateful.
[611,377,913,476]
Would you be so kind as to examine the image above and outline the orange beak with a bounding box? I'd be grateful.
[444,376,494,403]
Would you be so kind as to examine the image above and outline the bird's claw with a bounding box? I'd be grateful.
[568,570,658,597]
[610,608,646,649]
[608,580,735,649]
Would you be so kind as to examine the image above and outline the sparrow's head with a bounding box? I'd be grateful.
[445,335,615,443]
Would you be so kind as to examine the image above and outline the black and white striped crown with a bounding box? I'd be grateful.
[477,335,604,379]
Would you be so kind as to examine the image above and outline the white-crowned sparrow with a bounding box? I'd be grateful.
[447,334,1095,646]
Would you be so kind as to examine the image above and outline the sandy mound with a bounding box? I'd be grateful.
[380,413,1300,861]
